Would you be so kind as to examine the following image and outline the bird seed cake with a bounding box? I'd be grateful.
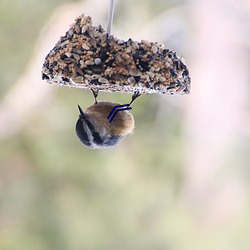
[42,14,190,95]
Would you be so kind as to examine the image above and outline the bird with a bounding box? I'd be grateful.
[75,90,139,149]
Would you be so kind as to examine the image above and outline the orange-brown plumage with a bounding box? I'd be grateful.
[75,100,134,149]
[85,101,134,136]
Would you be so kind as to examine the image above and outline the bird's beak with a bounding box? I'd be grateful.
[77,105,86,119]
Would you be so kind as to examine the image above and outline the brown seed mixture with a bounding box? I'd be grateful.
[42,14,190,95]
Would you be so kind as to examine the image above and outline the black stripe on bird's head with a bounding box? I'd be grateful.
[75,105,92,148]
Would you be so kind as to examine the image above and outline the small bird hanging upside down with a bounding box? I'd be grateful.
[75,90,139,149]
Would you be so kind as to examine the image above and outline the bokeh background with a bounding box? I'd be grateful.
[1,0,250,249]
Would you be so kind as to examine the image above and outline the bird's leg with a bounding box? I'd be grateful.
[91,89,99,104]
[129,91,141,106]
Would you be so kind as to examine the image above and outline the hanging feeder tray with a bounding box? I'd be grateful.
[42,14,190,95]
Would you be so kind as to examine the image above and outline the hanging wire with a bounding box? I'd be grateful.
[107,0,115,34]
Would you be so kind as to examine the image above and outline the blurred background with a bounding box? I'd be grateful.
[1,0,250,249]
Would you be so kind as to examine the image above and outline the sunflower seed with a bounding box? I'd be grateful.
[57,59,67,66]
[84,74,92,80]
[151,45,158,54]
[75,24,80,34]
[118,39,125,45]
[147,72,154,78]
[81,25,88,34]
[63,58,75,64]
[82,43,90,50]
[129,68,142,77]
[65,52,72,58]
[141,40,150,47]
[72,53,80,60]
[98,77,109,84]
[92,74,101,79]
[132,41,139,50]
[85,60,94,65]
